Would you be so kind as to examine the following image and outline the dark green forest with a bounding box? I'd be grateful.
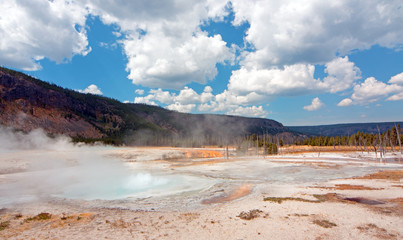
[296,124,402,149]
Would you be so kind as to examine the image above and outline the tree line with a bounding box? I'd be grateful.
[295,124,402,160]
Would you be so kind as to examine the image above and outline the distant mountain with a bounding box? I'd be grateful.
[288,122,403,137]
[0,67,296,145]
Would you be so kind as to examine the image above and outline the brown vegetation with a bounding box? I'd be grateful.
[0,221,9,231]
[355,170,403,181]
[25,212,51,222]
[264,196,322,204]
[357,223,398,240]
[313,219,337,228]
[237,209,263,220]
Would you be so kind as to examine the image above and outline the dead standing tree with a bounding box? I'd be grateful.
[377,126,383,163]
[369,134,379,162]
[395,123,402,163]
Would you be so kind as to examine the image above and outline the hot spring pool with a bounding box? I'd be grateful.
[57,171,217,200]
[0,153,218,204]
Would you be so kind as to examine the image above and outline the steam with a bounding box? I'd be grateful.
[0,127,73,153]
[125,113,266,147]
[0,127,209,205]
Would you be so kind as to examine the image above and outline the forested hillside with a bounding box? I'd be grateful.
[0,67,297,146]
[289,122,403,136]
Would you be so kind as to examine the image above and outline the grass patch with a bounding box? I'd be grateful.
[264,197,285,204]
[313,219,337,228]
[264,193,339,204]
[237,209,263,220]
[312,194,329,202]
[357,223,378,230]
[25,213,51,222]
[313,193,341,202]
[0,221,10,231]
[292,213,309,217]
[264,197,319,204]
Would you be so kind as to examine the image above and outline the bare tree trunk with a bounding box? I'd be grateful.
[360,136,365,153]
[373,145,377,161]
[333,137,336,150]
[318,140,321,158]
[226,143,229,159]
[263,133,266,158]
[395,123,402,163]
[366,137,370,155]
[377,126,383,163]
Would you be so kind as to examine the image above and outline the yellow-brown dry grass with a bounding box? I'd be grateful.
[279,145,395,154]
[355,170,403,181]
[183,149,223,158]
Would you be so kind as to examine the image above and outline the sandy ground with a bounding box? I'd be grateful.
[0,147,402,239]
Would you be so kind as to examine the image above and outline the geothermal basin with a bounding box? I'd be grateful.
[1,144,402,210]
[1,140,403,239]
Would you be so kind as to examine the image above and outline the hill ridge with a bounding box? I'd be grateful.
[0,67,293,145]
[288,121,403,137]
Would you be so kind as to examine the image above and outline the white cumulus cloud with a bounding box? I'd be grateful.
[0,0,90,70]
[337,76,403,105]
[124,32,233,89]
[337,98,353,107]
[351,77,402,103]
[228,64,317,96]
[0,0,232,89]
[77,84,103,95]
[135,86,221,107]
[86,0,233,89]
[228,57,360,99]
[389,72,403,85]
[227,105,267,118]
[303,97,324,111]
[224,0,403,105]
[135,89,144,95]
[321,57,361,93]
[232,0,403,68]
[166,103,196,113]
[134,85,269,117]
[133,96,157,106]
[386,93,403,101]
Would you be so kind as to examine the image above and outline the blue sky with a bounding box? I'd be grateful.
[1,0,403,126]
